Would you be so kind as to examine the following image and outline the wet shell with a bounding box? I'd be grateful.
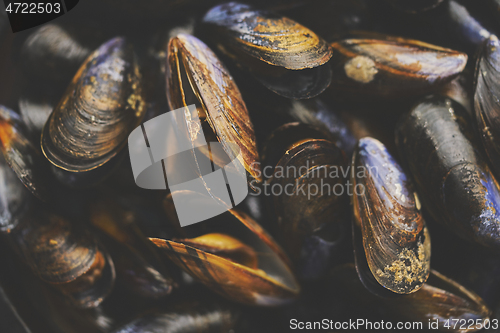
[90,198,176,298]
[201,2,333,99]
[166,33,261,182]
[0,153,31,233]
[335,264,491,332]
[19,24,91,81]
[202,2,332,70]
[151,203,299,306]
[329,35,467,99]
[11,208,115,308]
[352,137,430,294]
[0,105,51,201]
[474,35,500,177]
[396,95,500,250]
[41,37,146,172]
[265,123,349,279]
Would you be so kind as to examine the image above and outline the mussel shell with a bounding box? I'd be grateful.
[19,24,91,82]
[334,264,491,332]
[286,99,357,157]
[166,33,261,183]
[0,153,31,233]
[396,95,500,250]
[251,62,332,100]
[385,0,444,14]
[474,35,500,178]
[202,2,332,70]
[112,300,240,333]
[0,105,51,201]
[263,123,349,279]
[151,204,299,306]
[90,198,176,298]
[41,37,146,172]
[12,210,97,284]
[352,137,430,294]
[57,245,116,308]
[329,35,467,99]
[262,122,331,178]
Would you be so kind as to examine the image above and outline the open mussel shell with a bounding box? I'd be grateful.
[396,95,500,250]
[166,33,261,183]
[334,264,491,332]
[151,198,299,306]
[10,208,115,308]
[90,198,176,298]
[41,36,146,173]
[329,34,467,100]
[385,0,444,14]
[265,123,349,279]
[352,137,430,294]
[202,2,333,99]
[0,105,52,201]
[474,35,500,177]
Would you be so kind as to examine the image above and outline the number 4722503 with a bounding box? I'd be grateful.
[444,319,498,330]
[5,2,61,14]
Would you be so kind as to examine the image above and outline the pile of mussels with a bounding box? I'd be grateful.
[2,0,500,332]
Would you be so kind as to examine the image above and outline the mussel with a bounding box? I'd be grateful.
[19,24,92,82]
[0,153,31,233]
[280,98,357,158]
[474,35,500,178]
[166,33,261,184]
[9,207,115,308]
[41,37,146,182]
[263,123,349,279]
[202,2,333,99]
[351,137,431,294]
[329,34,468,100]
[90,197,176,298]
[112,299,241,333]
[334,264,491,332]
[0,105,52,201]
[396,95,500,250]
[151,199,300,306]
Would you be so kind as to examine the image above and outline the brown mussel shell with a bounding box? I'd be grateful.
[151,201,299,306]
[266,124,349,277]
[202,2,333,99]
[10,208,116,308]
[334,264,490,332]
[474,35,500,178]
[202,2,332,70]
[396,95,500,250]
[90,198,176,298]
[329,35,467,100]
[0,105,51,201]
[352,137,430,294]
[166,33,261,183]
[41,37,146,173]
